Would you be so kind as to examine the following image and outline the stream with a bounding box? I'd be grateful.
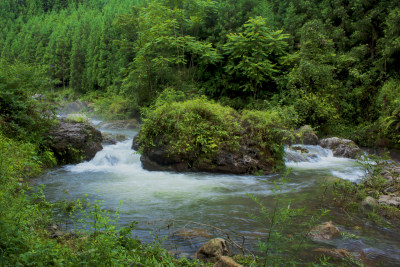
[34,125,400,265]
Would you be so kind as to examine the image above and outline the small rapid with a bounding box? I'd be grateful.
[34,127,400,265]
[285,145,365,182]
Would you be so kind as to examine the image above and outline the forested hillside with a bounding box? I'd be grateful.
[2,1,400,265]
[1,0,399,146]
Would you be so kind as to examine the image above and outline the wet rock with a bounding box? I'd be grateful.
[213,256,243,267]
[47,120,103,164]
[291,146,309,153]
[195,238,230,263]
[313,248,352,260]
[176,228,211,239]
[132,134,140,151]
[378,194,400,207]
[309,221,341,240]
[319,137,362,159]
[361,196,378,212]
[285,146,320,163]
[292,125,319,145]
[141,143,277,174]
[102,132,128,145]
[98,119,139,130]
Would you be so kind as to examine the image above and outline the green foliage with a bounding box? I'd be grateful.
[224,16,289,98]
[241,108,295,161]
[0,60,56,143]
[289,89,339,129]
[118,0,220,107]
[140,97,241,158]
[65,113,90,123]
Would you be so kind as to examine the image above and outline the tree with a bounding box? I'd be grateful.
[223,16,289,99]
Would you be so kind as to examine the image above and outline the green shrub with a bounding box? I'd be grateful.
[0,60,56,144]
[140,97,242,158]
[65,113,90,123]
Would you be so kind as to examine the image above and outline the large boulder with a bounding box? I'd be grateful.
[47,120,102,164]
[195,238,230,263]
[319,137,362,159]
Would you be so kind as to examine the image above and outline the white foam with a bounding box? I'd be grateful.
[285,145,365,182]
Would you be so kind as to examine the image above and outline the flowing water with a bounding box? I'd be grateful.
[34,126,400,265]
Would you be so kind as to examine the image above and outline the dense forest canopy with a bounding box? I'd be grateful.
[1,0,400,146]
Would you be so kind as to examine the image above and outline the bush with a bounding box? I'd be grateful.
[0,60,56,144]
[139,97,242,159]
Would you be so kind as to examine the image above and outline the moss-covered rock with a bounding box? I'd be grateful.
[135,98,291,174]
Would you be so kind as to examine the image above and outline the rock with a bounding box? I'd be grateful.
[309,221,341,240]
[378,194,400,207]
[361,196,378,212]
[319,137,362,159]
[213,256,243,267]
[140,145,276,174]
[101,132,128,145]
[132,134,140,150]
[177,228,211,239]
[292,125,319,145]
[291,146,309,153]
[47,120,103,164]
[98,119,139,130]
[285,146,320,163]
[312,248,352,260]
[195,238,230,263]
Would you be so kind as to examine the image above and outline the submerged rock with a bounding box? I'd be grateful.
[312,248,352,260]
[47,120,102,164]
[309,221,341,240]
[98,119,139,130]
[319,137,361,159]
[195,238,230,263]
[176,228,211,239]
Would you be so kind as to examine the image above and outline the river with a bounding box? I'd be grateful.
[34,126,400,265]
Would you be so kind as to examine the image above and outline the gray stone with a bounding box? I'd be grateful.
[378,194,400,207]
[361,196,378,212]
[319,137,362,159]
[47,119,102,164]
[309,221,341,240]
